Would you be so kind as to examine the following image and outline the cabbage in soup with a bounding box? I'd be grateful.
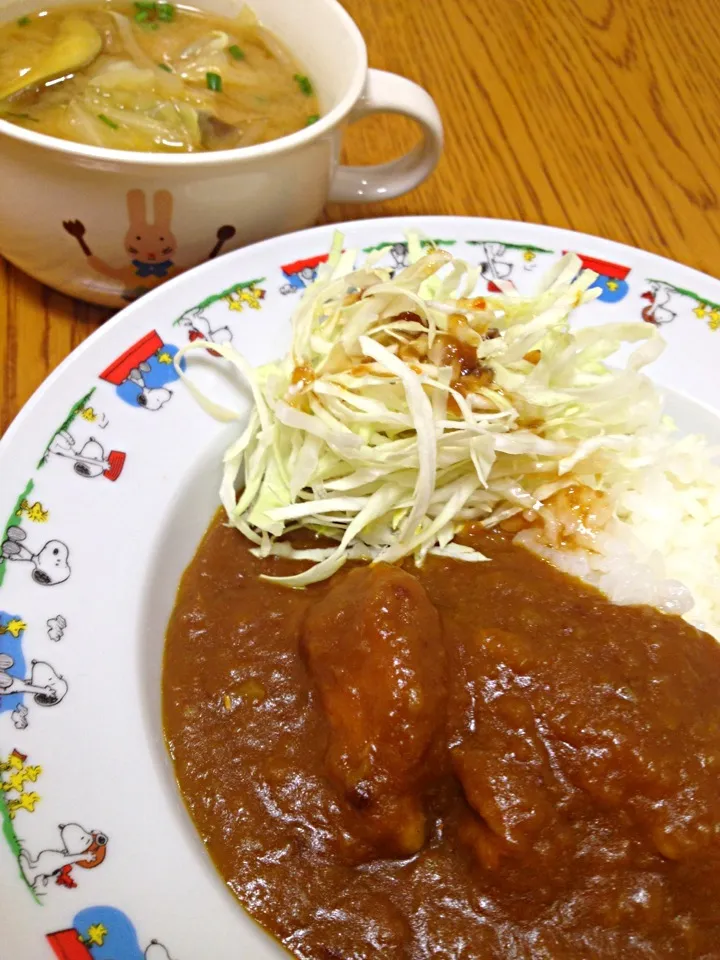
[0,2,321,152]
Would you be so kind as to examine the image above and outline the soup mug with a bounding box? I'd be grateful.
[0,0,443,306]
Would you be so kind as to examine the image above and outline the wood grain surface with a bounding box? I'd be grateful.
[2,0,719,434]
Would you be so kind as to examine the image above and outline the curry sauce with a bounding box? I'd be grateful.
[163,516,720,959]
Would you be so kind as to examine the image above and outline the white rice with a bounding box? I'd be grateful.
[514,433,720,640]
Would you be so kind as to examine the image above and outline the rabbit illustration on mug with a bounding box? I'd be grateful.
[63,189,236,302]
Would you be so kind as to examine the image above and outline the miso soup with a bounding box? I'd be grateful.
[0,1,321,152]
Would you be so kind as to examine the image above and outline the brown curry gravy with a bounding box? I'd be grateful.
[163,515,720,959]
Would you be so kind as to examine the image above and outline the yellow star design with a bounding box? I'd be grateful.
[18,791,40,813]
[157,351,172,365]
[2,773,23,793]
[708,310,720,330]
[6,751,25,771]
[226,295,245,311]
[85,924,109,946]
[693,304,708,319]
[3,618,27,638]
[0,753,21,773]
[81,406,98,422]
[523,250,536,262]
[239,289,262,309]
[26,503,48,523]
[606,280,619,291]
[16,501,48,522]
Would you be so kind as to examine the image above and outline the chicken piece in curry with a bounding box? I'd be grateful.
[302,564,446,861]
[163,515,720,959]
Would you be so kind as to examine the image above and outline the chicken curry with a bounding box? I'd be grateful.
[163,515,720,959]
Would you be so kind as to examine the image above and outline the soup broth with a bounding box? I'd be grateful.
[0,1,320,152]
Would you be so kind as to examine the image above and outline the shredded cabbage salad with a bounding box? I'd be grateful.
[176,233,671,587]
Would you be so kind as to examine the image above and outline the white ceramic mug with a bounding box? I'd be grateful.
[0,0,443,306]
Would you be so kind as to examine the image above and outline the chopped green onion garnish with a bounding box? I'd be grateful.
[294,74,313,96]
[158,62,172,72]
[133,1,174,24]
[17,15,30,25]
[206,71,222,92]
[98,113,118,130]
[306,114,320,126]
[228,44,245,60]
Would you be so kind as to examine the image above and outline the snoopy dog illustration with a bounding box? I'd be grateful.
[478,242,514,283]
[389,241,410,271]
[641,280,678,326]
[180,306,232,349]
[99,329,181,411]
[0,655,67,706]
[48,429,125,479]
[1,527,70,585]
[19,823,108,893]
[128,361,172,410]
[279,265,317,295]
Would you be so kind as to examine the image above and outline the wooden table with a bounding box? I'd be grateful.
[2,0,718,434]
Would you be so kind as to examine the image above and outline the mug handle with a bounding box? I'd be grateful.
[329,68,444,204]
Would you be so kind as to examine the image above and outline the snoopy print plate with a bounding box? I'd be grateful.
[2,215,720,960]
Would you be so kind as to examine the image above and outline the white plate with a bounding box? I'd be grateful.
[2,216,720,960]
